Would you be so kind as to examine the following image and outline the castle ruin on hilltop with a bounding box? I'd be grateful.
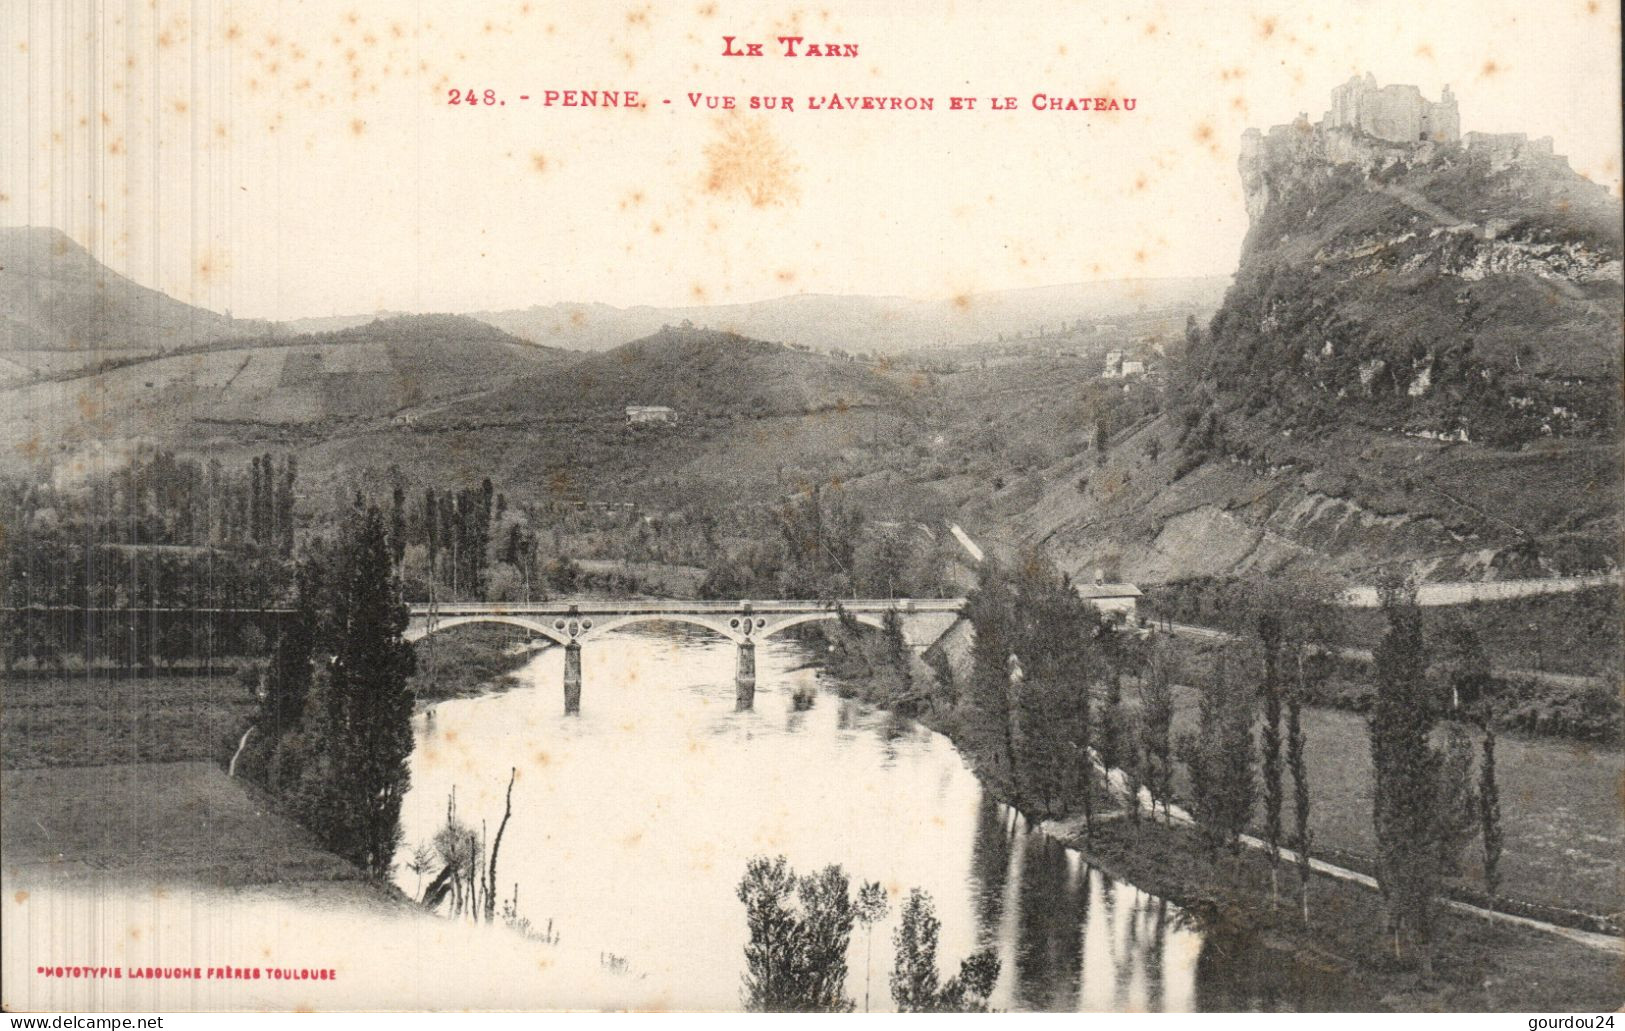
[1240,74,1573,223]
[1323,72,1459,144]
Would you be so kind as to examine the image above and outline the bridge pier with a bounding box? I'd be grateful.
[563,641,582,715]
[735,640,756,710]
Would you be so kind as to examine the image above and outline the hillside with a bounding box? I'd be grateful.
[979,99,1623,587]
[0,227,268,379]
[444,324,907,423]
[0,314,566,475]
[465,278,1229,354]
[283,324,927,506]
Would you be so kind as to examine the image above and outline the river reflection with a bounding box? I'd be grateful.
[395,628,1356,1011]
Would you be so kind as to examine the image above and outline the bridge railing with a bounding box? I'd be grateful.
[408,598,967,617]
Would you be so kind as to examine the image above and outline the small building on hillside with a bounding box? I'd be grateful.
[1119,360,1146,378]
[626,405,677,425]
[1075,580,1142,619]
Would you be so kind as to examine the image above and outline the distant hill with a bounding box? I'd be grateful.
[0,226,268,373]
[981,105,1623,586]
[443,324,907,425]
[463,278,1230,355]
[267,325,930,509]
[0,313,566,473]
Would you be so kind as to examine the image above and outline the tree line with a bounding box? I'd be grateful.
[1,452,297,670]
[943,558,1504,979]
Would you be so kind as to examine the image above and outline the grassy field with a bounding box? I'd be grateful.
[1,761,367,887]
[1165,685,1623,917]
[0,673,256,769]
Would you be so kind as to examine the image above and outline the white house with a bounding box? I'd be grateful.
[1075,581,1142,619]
[626,405,677,425]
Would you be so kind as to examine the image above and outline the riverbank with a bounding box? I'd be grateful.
[1044,815,1621,1011]
[809,619,1623,1010]
[408,623,539,706]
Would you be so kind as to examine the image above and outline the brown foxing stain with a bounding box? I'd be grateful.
[129,927,141,940]
[529,152,548,174]
[1479,60,1504,78]
[701,117,800,209]
[12,890,27,904]
[1256,15,1278,39]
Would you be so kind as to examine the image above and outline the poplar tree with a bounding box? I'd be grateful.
[1286,670,1313,923]
[1179,649,1255,855]
[1479,724,1503,896]
[1257,612,1286,904]
[1137,642,1177,822]
[325,505,418,878]
[1369,578,1441,975]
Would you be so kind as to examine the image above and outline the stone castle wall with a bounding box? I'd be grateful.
[1323,73,1459,144]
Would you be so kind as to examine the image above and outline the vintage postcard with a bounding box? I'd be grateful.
[1,0,1621,1016]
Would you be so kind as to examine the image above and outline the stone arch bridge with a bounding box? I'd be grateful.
[406,598,966,712]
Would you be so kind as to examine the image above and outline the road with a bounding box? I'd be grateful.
[1162,621,1600,689]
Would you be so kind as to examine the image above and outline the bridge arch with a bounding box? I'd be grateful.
[405,614,571,647]
[758,610,888,640]
[578,613,746,644]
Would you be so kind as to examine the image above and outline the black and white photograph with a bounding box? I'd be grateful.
[0,0,1620,1016]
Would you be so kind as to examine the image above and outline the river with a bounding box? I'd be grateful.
[394,627,1360,1011]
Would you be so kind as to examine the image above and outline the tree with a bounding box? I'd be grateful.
[480,768,517,923]
[965,562,1019,791]
[890,889,940,1012]
[278,455,298,555]
[1178,649,1255,855]
[308,505,418,879]
[1479,724,1504,896]
[855,881,889,1013]
[1137,642,1177,822]
[1438,616,1491,711]
[1257,611,1286,903]
[890,889,1000,1012]
[390,482,408,572]
[737,856,856,1012]
[1368,577,1473,976]
[1285,667,1313,924]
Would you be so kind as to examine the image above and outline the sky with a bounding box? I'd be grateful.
[2,0,1620,320]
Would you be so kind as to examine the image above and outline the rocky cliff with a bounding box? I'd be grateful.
[994,95,1623,587]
